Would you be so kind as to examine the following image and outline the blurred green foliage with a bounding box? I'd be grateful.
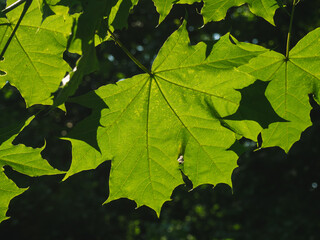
[0,0,320,239]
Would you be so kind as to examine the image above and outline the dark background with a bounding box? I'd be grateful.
[1,0,320,239]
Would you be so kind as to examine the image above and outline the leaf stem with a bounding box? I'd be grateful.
[285,0,298,60]
[107,29,153,77]
[0,0,32,61]
[1,0,27,15]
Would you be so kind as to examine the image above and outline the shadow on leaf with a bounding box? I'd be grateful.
[223,80,288,128]
[66,91,108,152]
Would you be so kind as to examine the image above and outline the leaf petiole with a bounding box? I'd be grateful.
[285,0,298,60]
[107,28,153,77]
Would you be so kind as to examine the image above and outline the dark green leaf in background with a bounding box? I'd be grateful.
[53,0,140,108]
[152,0,282,25]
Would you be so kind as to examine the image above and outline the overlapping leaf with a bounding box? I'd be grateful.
[53,0,140,107]
[108,0,139,30]
[238,27,320,152]
[0,116,62,223]
[0,136,60,177]
[0,0,73,107]
[153,0,282,25]
[152,0,194,24]
[65,22,267,215]
[0,169,26,222]
[202,0,282,25]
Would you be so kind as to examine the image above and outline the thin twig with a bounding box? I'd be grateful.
[0,0,32,60]
[1,0,27,15]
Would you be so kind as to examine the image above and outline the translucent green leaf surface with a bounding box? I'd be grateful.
[239,27,320,152]
[108,0,139,30]
[0,116,62,223]
[202,0,281,25]
[53,0,140,107]
[0,136,60,177]
[0,0,73,107]
[0,169,26,222]
[65,23,266,215]
[152,0,281,25]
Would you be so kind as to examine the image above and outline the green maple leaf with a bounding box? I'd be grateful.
[64,22,266,215]
[108,0,139,30]
[45,0,61,5]
[238,27,320,152]
[0,136,60,177]
[154,0,220,24]
[0,169,26,222]
[0,0,73,107]
[0,116,62,223]
[153,0,281,25]
[202,0,281,25]
[152,0,203,24]
[55,0,139,48]
[53,0,140,108]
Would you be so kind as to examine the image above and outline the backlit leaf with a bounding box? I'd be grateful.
[65,22,267,215]
[53,0,140,108]
[0,116,62,223]
[0,169,26,222]
[202,0,281,25]
[152,0,281,25]
[0,0,73,107]
[239,27,320,152]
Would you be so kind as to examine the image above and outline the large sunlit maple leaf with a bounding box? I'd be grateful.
[64,22,266,215]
